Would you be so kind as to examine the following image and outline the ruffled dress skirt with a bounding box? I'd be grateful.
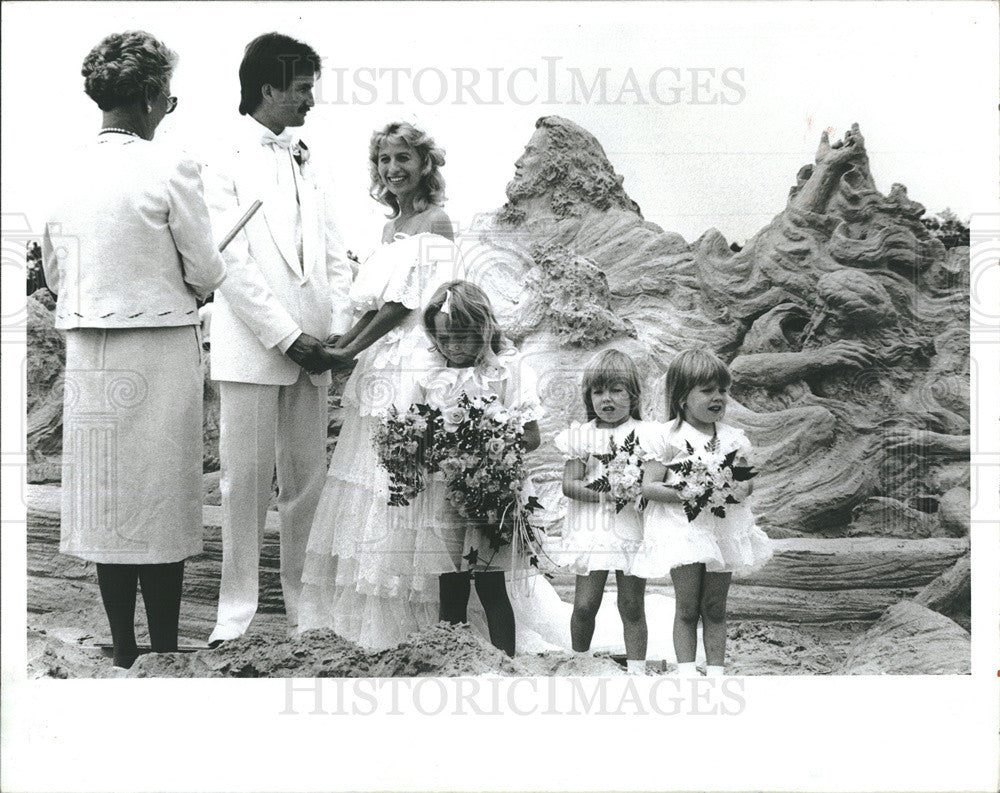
[632,501,773,579]
[299,407,440,649]
[547,501,644,576]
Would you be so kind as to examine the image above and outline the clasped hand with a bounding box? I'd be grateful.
[285,333,355,375]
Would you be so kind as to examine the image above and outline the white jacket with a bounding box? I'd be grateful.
[42,134,226,329]
[204,116,354,386]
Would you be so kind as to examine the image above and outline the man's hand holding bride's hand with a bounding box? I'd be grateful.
[286,333,335,375]
[323,345,356,372]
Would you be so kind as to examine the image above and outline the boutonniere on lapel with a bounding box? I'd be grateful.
[292,139,310,168]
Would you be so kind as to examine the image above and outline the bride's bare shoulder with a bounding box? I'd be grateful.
[380,219,396,244]
[414,205,454,240]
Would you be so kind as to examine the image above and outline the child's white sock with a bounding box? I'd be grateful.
[626,660,646,676]
[705,665,726,677]
[674,661,698,676]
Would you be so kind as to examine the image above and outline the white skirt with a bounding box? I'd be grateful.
[60,325,204,564]
[547,501,644,576]
[632,501,773,579]
[300,407,441,646]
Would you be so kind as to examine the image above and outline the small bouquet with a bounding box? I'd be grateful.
[665,440,756,522]
[372,403,440,506]
[584,429,648,513]
[429,393,544,568]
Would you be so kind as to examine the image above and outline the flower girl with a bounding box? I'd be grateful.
[549,350,650,675]
[409,280,545,657]
[638,349,772,676]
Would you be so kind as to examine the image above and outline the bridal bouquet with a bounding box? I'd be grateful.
[584,429,648,513]
[429,393,544,568]
[664,441,756,522]
[372,403,440,506]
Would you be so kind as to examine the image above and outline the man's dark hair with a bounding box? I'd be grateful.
[238,32,320,116]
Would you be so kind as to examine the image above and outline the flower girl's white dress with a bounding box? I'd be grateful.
[410,347,545,578]
[298,233,464,648]
[547,418,649,575]
[632,420,773,579]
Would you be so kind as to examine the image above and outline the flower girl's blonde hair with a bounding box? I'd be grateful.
[665,348,731,425]
[423,280,506,366]
[582,349,642,423]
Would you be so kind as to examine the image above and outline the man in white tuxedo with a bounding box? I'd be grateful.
[205,33,353,645]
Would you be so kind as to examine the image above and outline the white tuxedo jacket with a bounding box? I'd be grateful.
[205,117,354,386]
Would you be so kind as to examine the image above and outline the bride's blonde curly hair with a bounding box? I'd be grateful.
[369,121,447,217]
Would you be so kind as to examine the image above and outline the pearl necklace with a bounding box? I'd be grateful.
[99,128,141,138]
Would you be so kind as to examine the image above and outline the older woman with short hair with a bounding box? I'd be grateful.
[42,30,226,669]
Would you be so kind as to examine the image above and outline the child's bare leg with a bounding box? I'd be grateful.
[473,571,515,657]
[439,571,471,624]
[700,572,732,667]
[615,571,647,661]
[570,571,609,652]
[669,564,704,663]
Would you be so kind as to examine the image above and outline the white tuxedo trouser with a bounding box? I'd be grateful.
[209,371,327,643]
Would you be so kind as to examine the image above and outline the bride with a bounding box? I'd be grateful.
[298,121,462,647]
[300,120,684,661]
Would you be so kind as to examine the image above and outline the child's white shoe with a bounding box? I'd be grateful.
[705,665,726,677]
[626,660,646,676]
[673,661,698,676]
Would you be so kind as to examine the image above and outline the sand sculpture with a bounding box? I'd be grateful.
[460,116,969,540]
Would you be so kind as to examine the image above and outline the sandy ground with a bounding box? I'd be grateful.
[27,572,860,679]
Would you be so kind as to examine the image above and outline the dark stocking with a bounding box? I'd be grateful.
[96,563,140,668]
[138,561,185,653]
[439,571,471,624]
[473,571,515,658]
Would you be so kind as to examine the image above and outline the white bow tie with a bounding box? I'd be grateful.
[260,129,294,149]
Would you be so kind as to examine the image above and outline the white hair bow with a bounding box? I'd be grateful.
[440,289,453,316]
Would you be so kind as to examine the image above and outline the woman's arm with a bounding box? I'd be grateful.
[641,459,684,504]
[562,459,601,503]
[328,301,412,368]
[168,157,227,300]
[329,310,376,348]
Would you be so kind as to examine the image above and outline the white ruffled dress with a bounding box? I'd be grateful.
[633,420,773,578]
[411,348,546,577]
[298,233,464,649]
[548,419,650,576]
